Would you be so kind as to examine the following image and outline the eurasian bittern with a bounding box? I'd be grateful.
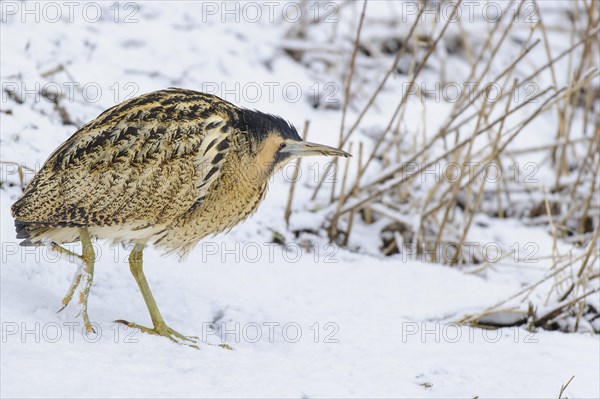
[11,88,350,347]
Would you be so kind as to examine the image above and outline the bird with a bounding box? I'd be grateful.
[11,88,350,347]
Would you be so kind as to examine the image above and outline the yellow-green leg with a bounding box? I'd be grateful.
[115,244,199,348]
[54,227,96,333]
[78,228,95,333]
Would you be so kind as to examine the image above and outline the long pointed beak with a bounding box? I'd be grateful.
[281,141,351,158]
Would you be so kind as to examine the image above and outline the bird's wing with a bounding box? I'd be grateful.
[12,89,233,228]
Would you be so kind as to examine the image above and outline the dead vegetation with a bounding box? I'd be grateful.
[285,0,599,332]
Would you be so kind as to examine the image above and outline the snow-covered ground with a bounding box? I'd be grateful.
[1,1,599,398]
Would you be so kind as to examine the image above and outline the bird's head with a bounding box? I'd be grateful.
[238,109,350,173]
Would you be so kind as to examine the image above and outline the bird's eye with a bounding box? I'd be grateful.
[279,143,287,150]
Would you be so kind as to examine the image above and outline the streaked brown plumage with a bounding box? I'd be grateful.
[11,87,349,345]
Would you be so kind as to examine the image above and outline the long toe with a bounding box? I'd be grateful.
[114,319,200,349]
[57,268,83,312]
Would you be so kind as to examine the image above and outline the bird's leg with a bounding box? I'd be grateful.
[52,231,96,334]
[115,244,199,348]
[53,243,84,312]
[58,268,83,311]
[77,227,96,333]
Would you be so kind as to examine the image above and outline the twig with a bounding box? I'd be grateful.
[558,375,575,399]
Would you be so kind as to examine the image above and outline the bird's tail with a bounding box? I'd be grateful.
[14,220,50,246]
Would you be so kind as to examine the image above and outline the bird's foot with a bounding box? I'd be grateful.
[114,319,201,349]
[58,265,83,312]
[57,262,95,334]
[77,285,95,334]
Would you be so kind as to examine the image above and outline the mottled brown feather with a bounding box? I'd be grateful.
[11,88,299,256]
